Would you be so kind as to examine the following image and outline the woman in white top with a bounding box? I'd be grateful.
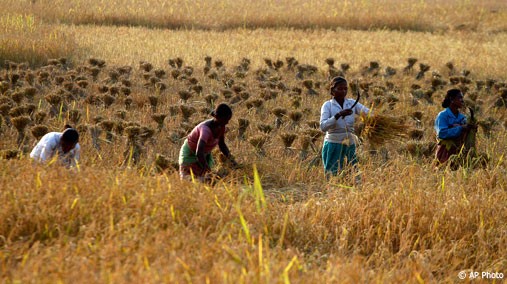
[320,76,370,178]
[30,126,80,167]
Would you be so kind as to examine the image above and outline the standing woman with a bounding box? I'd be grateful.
[30,125,80,167]
[320,76,370,178]
[179,103,236,181]
[434,88,475,167]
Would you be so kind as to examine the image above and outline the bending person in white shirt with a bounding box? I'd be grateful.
[320,76,370,179]
[30,126,80,167]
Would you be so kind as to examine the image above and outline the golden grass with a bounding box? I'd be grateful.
[0,14,77,66]
[62,25,507,79]
[1,51,506,280]
[4,0,507,32]
[1,158,506,283]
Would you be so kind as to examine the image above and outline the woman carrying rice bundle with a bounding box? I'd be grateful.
[434,88,477,168]
[320,76,370,179]
[178,103,237,182]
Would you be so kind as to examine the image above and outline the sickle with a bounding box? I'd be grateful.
[347,88,361,110]
[468,107,474,122]
[337,85,360,120]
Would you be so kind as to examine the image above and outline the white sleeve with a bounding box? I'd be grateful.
[354,102,370,116]
[320,102,337,132]
[39,138,58,162]
[30,145,41,160]
[30,133,58,162]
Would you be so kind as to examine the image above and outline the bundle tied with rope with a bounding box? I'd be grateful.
[357,112,411,146]
[447,107,489,169]
[463,107,477,153]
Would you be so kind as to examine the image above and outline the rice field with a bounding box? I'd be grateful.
[1,1,507,283]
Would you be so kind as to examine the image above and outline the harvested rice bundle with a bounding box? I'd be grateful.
[100,120,115,142]
[12,115,32,145]
[280,132,297,148]
[359,113,410,146]
[249,134,269,155]
[155,154,177,172]
[151,113,167,131]
[31,125,49,140]
[0,149,20,160]
[237,118,250,139]
[405,141,436,158]
[257,123,273,134]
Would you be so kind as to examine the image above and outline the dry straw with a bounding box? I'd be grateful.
[237,118,250,140]
[179,105,196,121]
[31,124,49,140]
[272,107,286,118]
[100,120,115,142]
[280,132,297,148]
[68,109,81,125]
[405,141,436,158]
[299,135,313,160]
[34,111,47,124]
[11,115,32,145]
[178,90,192,103]
[155,153,176,172]
[148,95,158,112]
[359,113,410,146]
[0,149,19,160]
[304,128,323,143]
[403,57,418,74]
[9,106,27,118]
[248,134,269,154]
[123,125,143,165]
[11,115,31,130]
[102,94,115,108]
[151,113,167,131]
[257,123,273,134]
[11,91,24,104]
[288,111,303,125]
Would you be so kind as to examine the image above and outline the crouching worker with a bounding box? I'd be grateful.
[30,126,80,167]
[179,103,237,182]
[434,88,477,169]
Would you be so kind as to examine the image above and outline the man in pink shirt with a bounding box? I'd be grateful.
[179,103,237,181]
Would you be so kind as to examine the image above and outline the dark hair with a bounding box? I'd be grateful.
[442,89,462,108]
[330,76,347,91]
[211,103,232,119]
[61,128,79,144]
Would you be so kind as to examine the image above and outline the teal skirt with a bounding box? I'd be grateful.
[321,141,357,176]
[179,139,214,177]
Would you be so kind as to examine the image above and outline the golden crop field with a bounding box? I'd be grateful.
[1,0,507,283]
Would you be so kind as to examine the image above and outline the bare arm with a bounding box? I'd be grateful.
[218,136,231,158]
[218,135,239,167]
[196,139,209,174]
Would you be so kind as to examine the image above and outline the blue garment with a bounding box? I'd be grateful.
[434,108,467,140]
[322,141,357,176]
